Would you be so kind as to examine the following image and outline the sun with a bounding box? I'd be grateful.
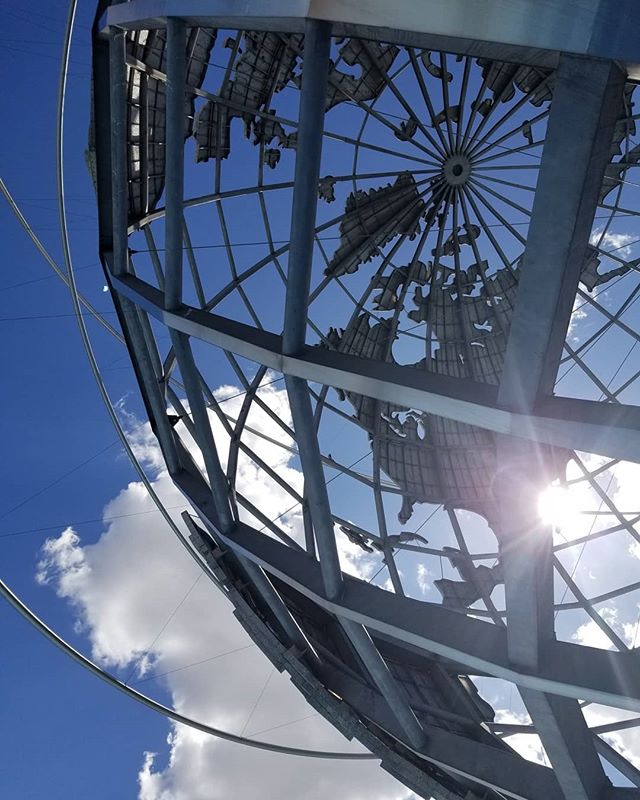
[537,485,580,533]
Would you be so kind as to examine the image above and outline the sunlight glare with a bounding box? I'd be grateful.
[537,486,580,533]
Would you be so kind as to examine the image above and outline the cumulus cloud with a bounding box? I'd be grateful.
[494,709,547,766]
[36,382,414,800]
[416,563,431,595]
[590,228,637,260]
[572,605,639,651]
[36,380,640,795]
[568,294,588,343]
[583,704,640,773]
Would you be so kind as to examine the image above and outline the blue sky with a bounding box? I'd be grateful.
[0,3,174,796]
[3,2,640,797]
[0,7,407,797]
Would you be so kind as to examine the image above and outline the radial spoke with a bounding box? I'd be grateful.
[102,27,640,792]
[451,191,480,379]
[457,189,508,330]
[473,163,541,171]
[472,172,536,193]
[473,140,543,164]
[360,41,447,163]
[467,73,553,158]
[465,181,527,245]
[322,57,443,163]
[455,56,472,151]
[407,48,450,155]
[471,109,549,161]
[309,177,441,309]
[469,176,533,217]
[460,62,491,150]
[422,190,454,361]
[461,184,516,271]
[439,52,456,152]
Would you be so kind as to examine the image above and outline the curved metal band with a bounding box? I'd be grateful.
[0,577,376,760]
[201,514,640,714]
[99,0,640,76]
[112,272,640,465]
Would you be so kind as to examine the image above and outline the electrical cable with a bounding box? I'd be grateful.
[53,0,214,577]
[130,644,256,686]
[8,0,637,763]
[0,504,188,540]
[0,177,124,343]
[0,312,116,322]
[0,0,378,762]
[0,440,118,523]
[123,573,203,686]
[247,712,318,739]
[240,667,275,736]
[0,577,375,761]
[0,261,98,294]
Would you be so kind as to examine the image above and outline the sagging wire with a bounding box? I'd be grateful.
[0,0,378,762]
[0,578,374,761]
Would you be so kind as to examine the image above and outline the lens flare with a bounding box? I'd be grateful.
[537,486,579,532]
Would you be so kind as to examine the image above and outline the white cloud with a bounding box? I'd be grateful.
[494,709,547,766]
[37,382,640,795]
[492,697,640,782]
[590,228,636,259]
[568,295,588,343]
[37,382,414,800]
[573,618,617,651]
[611,461,640,522]
[582,704,640,773]
[571,606,638,651]
[416,564,431,595]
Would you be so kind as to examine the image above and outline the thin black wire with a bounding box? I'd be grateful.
[29,0,640,709]
[123,573,203,686]
[259,450,371,532]
[241,667,275,736]
[555,289,640,385]
[130,236,341,253]
[366,503,442,586]
[632,609,640,649]
[0,311,116,322]
[0,381,286,540]
[599,340,638,400]
[0,576,375,760]
[0,262,99,293]
[214,375,284,406]
[129,213,639,256]
[130,643,256,686]
[0,504,188,540]
[554,468,617,620]
[248,712,318,738]
[52,4,374,763]
[0,440,119,523]
[1,177,124,343]
[1,11,515,764]
[0,376,360,551]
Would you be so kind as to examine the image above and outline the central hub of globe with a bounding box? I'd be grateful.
[443,154,471,186]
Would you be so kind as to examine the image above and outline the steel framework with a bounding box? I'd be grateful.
[91,2,640,798]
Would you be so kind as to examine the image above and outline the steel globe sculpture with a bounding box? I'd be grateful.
[89,3,640,798]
